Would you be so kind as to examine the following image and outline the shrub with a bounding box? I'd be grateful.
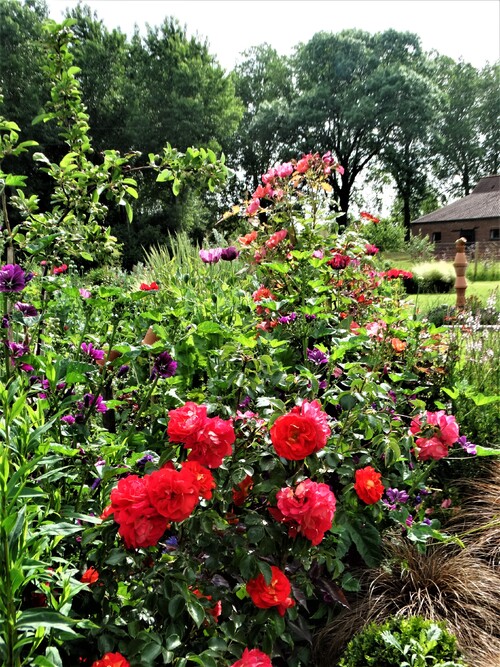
[411,262,455,294]
[337,616,466,667]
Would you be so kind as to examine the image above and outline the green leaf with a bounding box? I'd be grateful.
[346,519,382,568]
[475,446,500,457]
[172,178,181,196]
[186,597,205,628]
[17,610,79,634]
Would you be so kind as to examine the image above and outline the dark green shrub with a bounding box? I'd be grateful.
[337,616,467,667]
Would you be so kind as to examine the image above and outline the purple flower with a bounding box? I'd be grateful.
[91,477,102,490]
[384,487,410,509]
[278,312,297,325]
[2,315,10,328]
[0,264,27,292]
[137,453,154,468]
[7,341,29,357]
[307,347,329,365]
[305,314,317,322]
[117,364,130,378]
[79,288,91,299]
[312,249,324,259]
[14,302,38,317]
[80,393,107,413]
[61,415,76,425]
[238,395,251,410]
[457,435,477,455]
[151,351,177,379]
[405,515,414,527]
[199,248,222,264]
[81,342,105,361]
[220,246,239,261]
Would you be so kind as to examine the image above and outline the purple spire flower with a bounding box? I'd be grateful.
[81,342,105,362]
[307,347,329,365]
[14,302,38,317]
[0,264,27,292]
[220,246,239,261]
[199,248,222,264]
[117,364,130,378]
[151,351,178,379]
[457,435,477,455]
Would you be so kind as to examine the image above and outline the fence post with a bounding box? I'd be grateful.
[453,237,468,309]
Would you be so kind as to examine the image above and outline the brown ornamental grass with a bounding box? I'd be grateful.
[314,461,500,667]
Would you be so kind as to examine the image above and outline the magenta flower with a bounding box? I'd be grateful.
[61,415,76,425]
[0,264,27,292]
[81,342,105,362]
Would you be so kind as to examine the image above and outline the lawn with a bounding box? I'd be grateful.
[407,280,500,312]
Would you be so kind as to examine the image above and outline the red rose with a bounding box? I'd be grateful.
[147,467,200,521]
[232,475,254,506]
[91,652,130,667]
[246,566,295,616]
[117,511,169,549]
[230,648,273,667]
[354,466,385,504]
[187,416,235,468]
[81,567,99,585]
[276,479,336,546]
[167,402,208,446]
[109,476,166,548]
[181,460,216,500]
[270,400,330,460]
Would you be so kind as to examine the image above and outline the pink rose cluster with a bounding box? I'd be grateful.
[167,401,235,468]
[273,479,336,545]
[409,410,460,461]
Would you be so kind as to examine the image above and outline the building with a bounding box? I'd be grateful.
[411,175,500,255]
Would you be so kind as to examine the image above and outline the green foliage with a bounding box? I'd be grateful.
[364,218,406,252]
[338,616,467,667]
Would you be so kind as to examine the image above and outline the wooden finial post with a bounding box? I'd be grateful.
[453,237,468,308]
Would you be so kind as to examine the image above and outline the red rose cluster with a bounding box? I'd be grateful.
[246,566,295,617]
[353,466,385,504]
[230,647,273,666]
[270,399,330,460]
[167,402,235,468]
[107,460,215,548]
[91,653,129,667]
[274,479,336,546]
[409,410,459,461]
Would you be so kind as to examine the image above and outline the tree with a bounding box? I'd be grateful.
[290,29,430,224]
[478,63,500,176]
[378,65,440,235]
[230,44,294,191]
[430,57,485,197]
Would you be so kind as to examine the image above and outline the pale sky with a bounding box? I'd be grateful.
[46,0,500,71]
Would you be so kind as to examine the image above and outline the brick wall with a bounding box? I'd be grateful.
[412,217,500,246]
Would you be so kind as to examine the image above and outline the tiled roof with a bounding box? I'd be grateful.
[412,175,500,224]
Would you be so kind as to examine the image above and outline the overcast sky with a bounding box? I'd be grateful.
[46,0,500,71]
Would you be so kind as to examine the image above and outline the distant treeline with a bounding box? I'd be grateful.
[1,0,498,266]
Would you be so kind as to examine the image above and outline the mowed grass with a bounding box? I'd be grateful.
[406,281,500,313]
